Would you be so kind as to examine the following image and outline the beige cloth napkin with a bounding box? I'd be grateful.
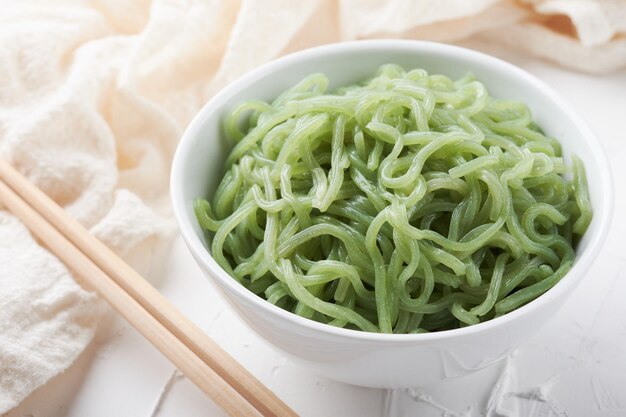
[1,0,624,412]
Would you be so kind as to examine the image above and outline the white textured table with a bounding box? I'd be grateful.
[7,41,626,417]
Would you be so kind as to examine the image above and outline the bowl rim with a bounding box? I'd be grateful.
[171,39,614,343]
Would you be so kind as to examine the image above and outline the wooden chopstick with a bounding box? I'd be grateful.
[0,159,297,417]
[0,179,261,416]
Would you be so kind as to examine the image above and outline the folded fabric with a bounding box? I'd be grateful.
[1,0,624,412]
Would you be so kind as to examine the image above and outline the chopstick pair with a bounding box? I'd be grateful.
[0,159,297,417]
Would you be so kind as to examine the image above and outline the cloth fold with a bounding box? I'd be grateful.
[1,0,624,412]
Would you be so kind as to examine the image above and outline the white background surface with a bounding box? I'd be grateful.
[5,41,626,417]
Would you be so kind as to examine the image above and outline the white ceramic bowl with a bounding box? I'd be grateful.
[171,40,613,388]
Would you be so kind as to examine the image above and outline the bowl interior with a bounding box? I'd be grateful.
[172,41,612,339]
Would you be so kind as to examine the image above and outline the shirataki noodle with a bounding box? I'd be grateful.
[194,65,592,334]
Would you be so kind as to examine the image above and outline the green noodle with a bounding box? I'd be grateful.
[194,65,592,334]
